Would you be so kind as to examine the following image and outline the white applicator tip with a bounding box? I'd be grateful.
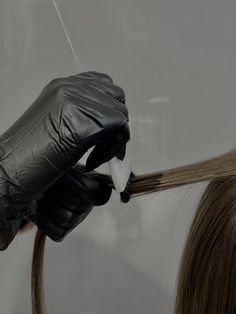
[108,157,132,193]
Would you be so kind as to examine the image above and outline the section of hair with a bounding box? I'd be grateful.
[130,150,236,196]
[174,176,236,314]
[31,230,46,314]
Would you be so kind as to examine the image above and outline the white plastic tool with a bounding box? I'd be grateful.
[108,157,131,193]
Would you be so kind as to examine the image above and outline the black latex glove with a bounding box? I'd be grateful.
[0,72,129,250]
[34,164,112,241]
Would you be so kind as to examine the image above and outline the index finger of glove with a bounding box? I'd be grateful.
[72,71,113,84]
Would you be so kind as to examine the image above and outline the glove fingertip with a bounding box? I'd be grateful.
[116,145,126,161]
[85,159,97,172]
[86,149,106,171]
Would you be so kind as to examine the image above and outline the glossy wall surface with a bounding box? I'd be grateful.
[0,0,235,313]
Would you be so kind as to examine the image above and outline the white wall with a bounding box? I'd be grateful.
[0,0,235,313]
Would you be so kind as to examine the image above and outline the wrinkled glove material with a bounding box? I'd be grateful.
[0,72,129,249]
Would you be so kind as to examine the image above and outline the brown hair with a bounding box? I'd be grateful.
[174,176,236,314]
[31,150,236,314]
[32,230,46,314]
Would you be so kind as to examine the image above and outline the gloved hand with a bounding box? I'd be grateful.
[34,164,112,241]
[0,72,129,250]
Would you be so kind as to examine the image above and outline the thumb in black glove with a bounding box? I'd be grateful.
[34,164,112,242]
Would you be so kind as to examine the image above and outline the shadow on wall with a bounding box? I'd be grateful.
[14,234,172,314]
